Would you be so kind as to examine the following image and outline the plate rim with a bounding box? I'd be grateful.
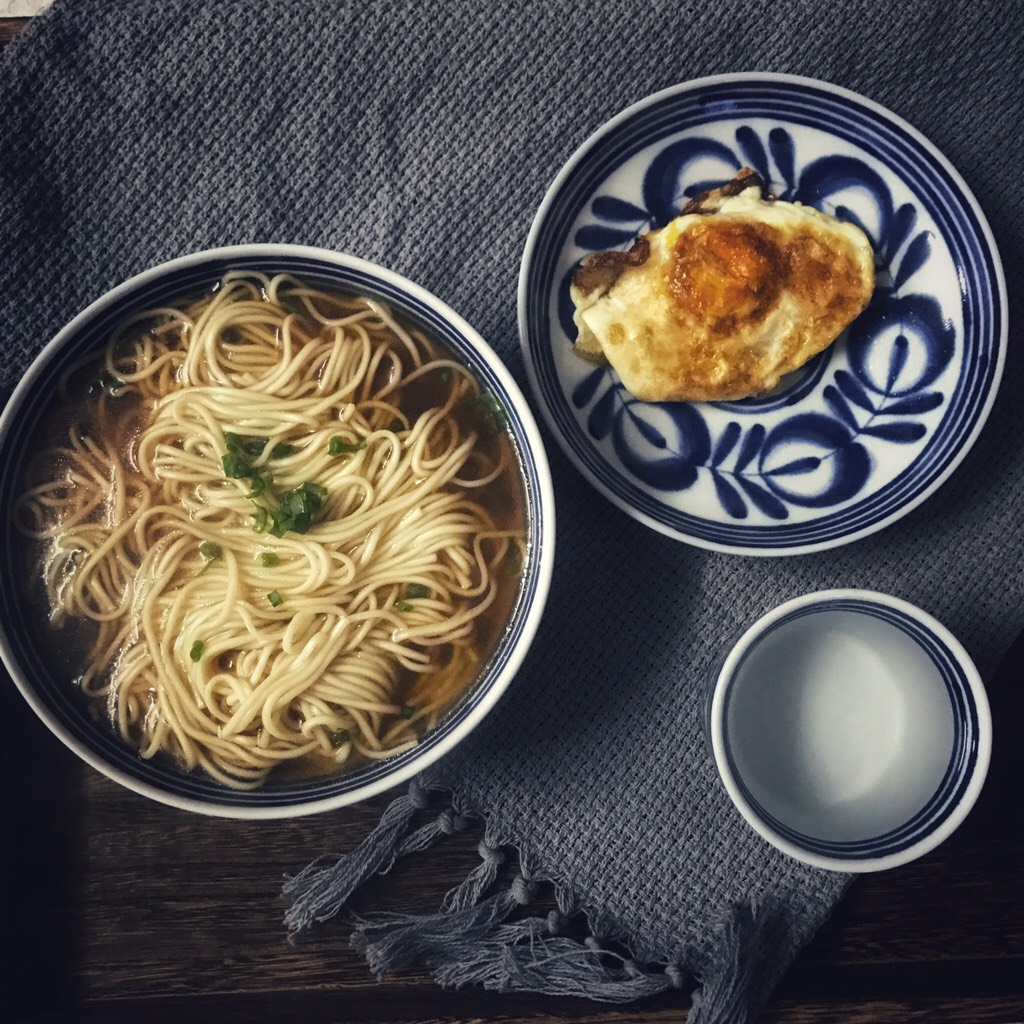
[517,71,1008,556]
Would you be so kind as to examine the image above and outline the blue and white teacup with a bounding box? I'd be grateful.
[705,589,991,872]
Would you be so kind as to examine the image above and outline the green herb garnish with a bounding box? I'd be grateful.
[197,540,223,575]
[393,599,414,612]
[199,541,222,561]
[405,584,429,600]
[332,728,350,746]
[261,552,280,568]
[400,705,415,719]
[476,391,508,430]
[267,590,283,608]
[388,418,404,432]
[226,429,328,538]
[253,506,271,534]
[246,473,272,498]
[227,435,293,460]
[189,640,205,662]
[222,450,252,479]
[328,436,367,456]
[267,481,328,537]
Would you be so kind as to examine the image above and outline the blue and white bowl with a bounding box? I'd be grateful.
[519,73,1006,555]
[705,590,991,872]
[0,245,555,818]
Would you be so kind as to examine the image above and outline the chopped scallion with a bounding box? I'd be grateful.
[199,541,222,561]
[189,640,205,662]
[222,451,252,479]
[393,599,414,612]
[400,705,415,719]
[332,728,350,746]
[223,433,271,477]
[271,443,295,458]
[476,391,508,430]
[268,481,328,537]
[247,473,272,498]
[328,436,367,456]
[388,418,404,432]
[267,590,283,608]
[261,552,280,568]
[405,584,429,600]
[253,506,270,534]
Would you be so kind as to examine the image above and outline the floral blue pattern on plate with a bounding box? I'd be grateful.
[518,73,1006,555]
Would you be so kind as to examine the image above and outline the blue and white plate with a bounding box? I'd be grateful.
[518,73,1006,555]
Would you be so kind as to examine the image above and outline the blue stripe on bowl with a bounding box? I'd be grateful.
[0,250,548,811]
[521,75,1003,552]
[720,598,980,860]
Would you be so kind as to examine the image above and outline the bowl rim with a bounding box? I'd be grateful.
[0,243,556,819]
[707,587,992,872]
[517,71,1008,556]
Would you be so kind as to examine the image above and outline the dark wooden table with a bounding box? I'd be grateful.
[3,15,1023,1024]
[4,630,1022,1024]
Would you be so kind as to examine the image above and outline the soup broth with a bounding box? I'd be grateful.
[15,272,528,790]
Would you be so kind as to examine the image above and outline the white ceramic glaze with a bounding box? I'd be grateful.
[519,73,1006,555]
[706,590,991,871]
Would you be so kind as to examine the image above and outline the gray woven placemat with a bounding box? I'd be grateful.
[3,2,1022,1020]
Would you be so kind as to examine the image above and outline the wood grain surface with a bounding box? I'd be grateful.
[0,14,23,45]
[2,14,1022,1024]
[3,630,1021,1024]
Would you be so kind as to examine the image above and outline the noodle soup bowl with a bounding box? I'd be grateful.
[0,244,555,818]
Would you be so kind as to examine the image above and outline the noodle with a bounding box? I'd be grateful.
[15,272,526,789]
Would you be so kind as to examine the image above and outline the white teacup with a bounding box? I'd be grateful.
[705,590,991,872]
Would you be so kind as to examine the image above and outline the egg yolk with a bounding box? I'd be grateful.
[669,221,784,332]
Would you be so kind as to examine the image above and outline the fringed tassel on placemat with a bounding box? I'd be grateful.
[283,778,440,931]
[283,780,778,1018]
[689,898,786,1024]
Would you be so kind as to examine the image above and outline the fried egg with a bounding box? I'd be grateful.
[570,171,876,402]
